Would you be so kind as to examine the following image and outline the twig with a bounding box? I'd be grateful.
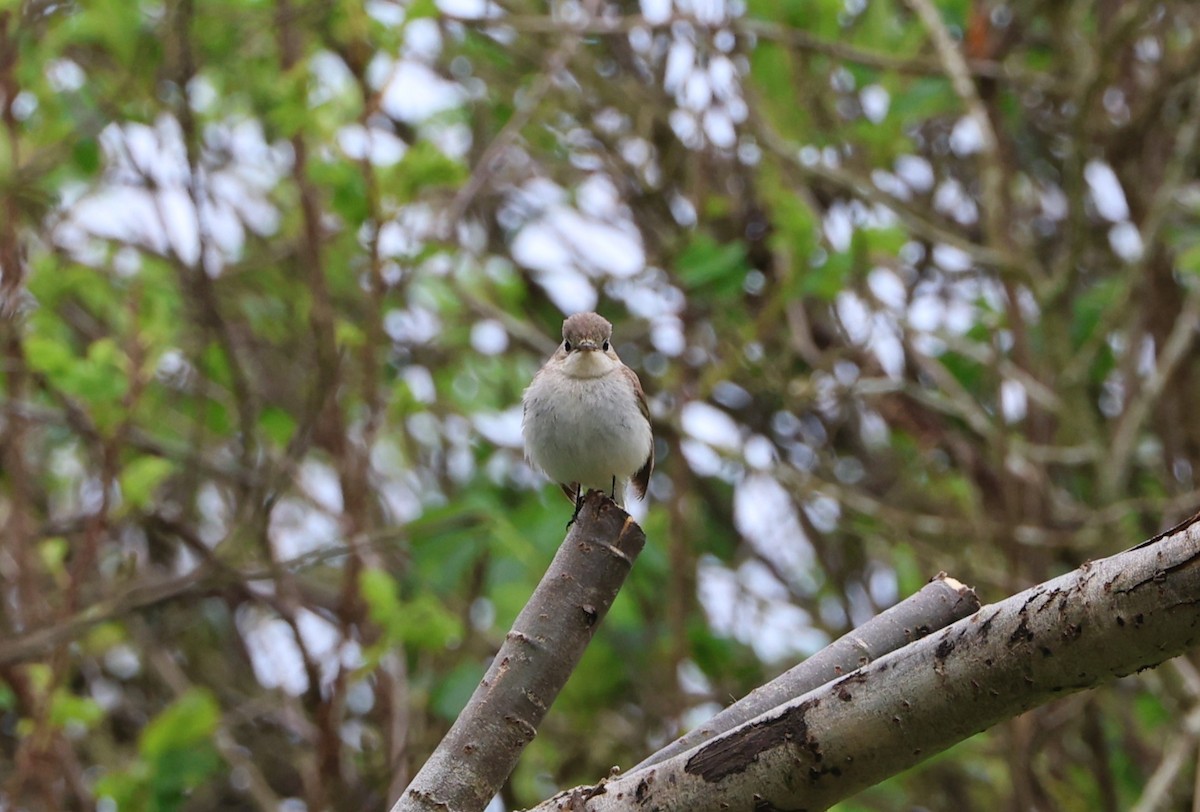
[440,2,598,236]
[0,567,214,666]
[141,623,282,812]
[441,12,1060,91]
[750,109,1017,272]
[900,334,1003,442]
[1102,287,1200,498]
[903,0,1006,259]
[1129,703,1200,812]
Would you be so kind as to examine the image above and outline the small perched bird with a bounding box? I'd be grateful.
[522,312,654,518]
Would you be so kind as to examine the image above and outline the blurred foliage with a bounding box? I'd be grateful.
[2,0,1200,810]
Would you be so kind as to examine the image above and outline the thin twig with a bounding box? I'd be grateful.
[440,1,599,236]
[441,12,1060,91]
[1129,703,1200,812]
[903,0,1017,276]
[141,622,283,812]
[751,108,1017,272]
[1102,286,1200,498]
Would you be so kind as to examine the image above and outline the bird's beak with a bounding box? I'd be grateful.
[577,339,599,351]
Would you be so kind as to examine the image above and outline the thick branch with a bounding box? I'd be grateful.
[633,573,979,771]
[535,514,1200,811]
[392,492,646,812]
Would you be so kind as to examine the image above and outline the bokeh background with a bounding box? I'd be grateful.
[3,0,1200,809]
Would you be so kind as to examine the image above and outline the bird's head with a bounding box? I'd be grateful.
[558,312,619,378]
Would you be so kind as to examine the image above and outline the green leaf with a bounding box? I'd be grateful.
[392,140,466,200]
[309,158,370,223]
[937,350,984,394]
[50,691,104,729]
[264,65,311,138]
[431,661,485,721]
[120,456,174,509]
[677,235,748,295]
[407,0,438,20]
[890,77,957,125]
[335,318,366,349]
[360,568,406,639]
[72,137,101,174]
[85,622,128,653]
[38,538,68,574]
[29,336,131,433]
[139,690,220,760]
[199,342,232,388]
[360,569,464,651]
[748,43,808,136]
[889,544,926,598]
[1070,277,1124,349]
[23,334,74,375]
[769,188,818,259]
[1176,242,1200,276]
[102,691,222,812]
[858,226,909,257]
[94,770,150,812]
[801,251,852,300]
[1133,692,1169,728]
[150,747,221,809]
[258,406,297,447]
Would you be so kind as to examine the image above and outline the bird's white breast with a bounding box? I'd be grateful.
[522,365,651,496]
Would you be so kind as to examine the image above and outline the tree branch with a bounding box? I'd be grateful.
[534,513,1200,811]
[0,566,213,666]
[391,491,647,812]
[440,12,1059,91]
[632,573,979,771]
[903,0,1008,265]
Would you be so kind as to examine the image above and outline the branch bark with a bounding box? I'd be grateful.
[633,573,979,771]
[533,513,1200,812]
[391,491,646,812]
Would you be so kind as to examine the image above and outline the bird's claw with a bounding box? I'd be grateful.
[566,484,584,529]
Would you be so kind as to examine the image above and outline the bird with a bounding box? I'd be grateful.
[521,312,654,520]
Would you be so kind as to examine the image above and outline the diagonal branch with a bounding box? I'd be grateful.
[632,573,979,771]
[391,491,647,812]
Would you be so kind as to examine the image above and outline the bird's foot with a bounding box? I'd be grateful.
[566,485,584,529]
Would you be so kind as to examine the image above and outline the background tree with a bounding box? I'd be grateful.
[2,0,1200,810]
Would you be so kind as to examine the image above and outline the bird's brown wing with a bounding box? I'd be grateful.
[630,450,653,500]
[623,364,654,500]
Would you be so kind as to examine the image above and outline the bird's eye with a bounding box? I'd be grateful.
[602,339,610,351]
[564,340,572,352]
